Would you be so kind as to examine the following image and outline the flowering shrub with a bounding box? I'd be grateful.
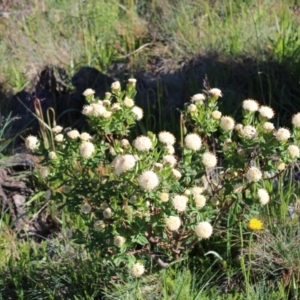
[26,80,300,277]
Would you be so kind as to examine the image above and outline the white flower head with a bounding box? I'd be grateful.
[160,192,169,202]
[83,88,95,97]
[25,135,39,150]
[191,93,205,103]
[209,88,222,98]
[54,134,64,143]
[246,167,262,182]
[211,110,222,120]
[163,155,177,166]
[124,96,135,108]
[165,145,175,155]
[81,203,92,214]
[103,207,112,219]
[52,125,63,134]
[80,132,92,141]
[187,104,197,113]
[94,220,106,231]
[133,136,152,151]
[276,161,286,171]
[82,105,93,116]
[154,162,163,169]
[195,221,213,239]
[242,99,259,112]
[288,145,300,158]
[120,139,130,148]
[132,106,144,120]
[102,100,111,107]
[91,103,107,117]
[194,195,206,209]
[158,131,176,145]
[202,152,217,168]
[275,128,290,142]
[112,154,136,175]
[165,216,181,231]
[128,78,137,87]
[40,167,49,179]
[191,187,204,197]
[258,188,270,205]
[111,103,121,112]
[262,122,275,132]
[102,111,112,118]
[111,81,121,91]
[235,123,244,132]
[241,125,257,139]
[67,129,80,140]
[79,141,95,159]
[184,133,202,151]
[48,151,57,160]
[138,171,159,191]
[129,263,145,277]
[220,116,235,131]
[172,195,188,212]
[292,113,300,128]
[172,169,182,179]
[114,236,126,247]
[259,106,274,119]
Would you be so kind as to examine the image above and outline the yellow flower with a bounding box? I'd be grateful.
[248,218,263,231]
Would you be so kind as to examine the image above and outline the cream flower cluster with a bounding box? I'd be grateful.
[114,236,126,247]
[79,141,95,159]
[52,125,63,134]
[129,263,145,277]
[172,195,188,212]
[83,88,95,97]
[202,152,217,168]
[242,99,259,112]
[133,136,152,151]
[67,129,80,139]
[220,116,235,131]
[262,122,275,132]
[112,154,136,175]
[246,167,262,182]
[259,106,274,119]
[158,131,176,145]
[195,221,213,239]
[94,220,106,231]
[132,106,144,120]
[257,188,270,205]
[211,110,222,120]
[292,113,300,128]
[209,88,222,98]
[138,171,159,190]
[241,125,257,139]
[25,135,39,151]
[163,155,177,166]
[288,145,300,158]
[191,93,205,103]
[165,216,181,231]
[275,128,290,142]
[184,133,202,151]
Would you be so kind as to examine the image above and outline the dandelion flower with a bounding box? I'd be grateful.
[202,152,217,168]
[258,189,270,205]
[248,218,263,231]
[83,88,95,97]
[195,222,213,239]
[25,135,39,150]
[158,131,176,145]
[132,106,144,120]
[114,236,126,247]
[172,195,188,212]
[133,136,152,151]
[288,145,300,158]
[259,106,274,119]
[184,133,202,151]
[138,171,159,191]
[165,216,181,231]
[292,113,300,128]
[79,141,95,159]
[220,116,235,131]
[275,128,290,142]
[246,167,262,182]
[129,263,145,277]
